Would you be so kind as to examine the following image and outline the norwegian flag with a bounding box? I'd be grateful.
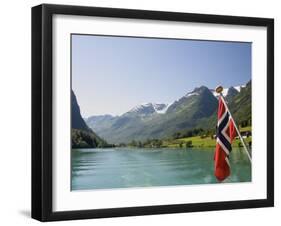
[214,96,237,181]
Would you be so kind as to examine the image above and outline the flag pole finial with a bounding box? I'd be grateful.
[215,86,223,94]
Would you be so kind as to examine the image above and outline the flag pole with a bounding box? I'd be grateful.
[215,86,252,164]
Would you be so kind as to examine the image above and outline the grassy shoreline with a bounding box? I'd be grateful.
[126,126,252,149]
[162,136,251,148]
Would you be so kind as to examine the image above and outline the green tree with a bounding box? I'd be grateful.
[137,141,143,148]
[185,141,192,148]
[130,140,137,147]
[179,141,183,148]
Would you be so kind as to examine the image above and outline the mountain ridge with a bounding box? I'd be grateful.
[87,84,247,119]
[85,82,251,144]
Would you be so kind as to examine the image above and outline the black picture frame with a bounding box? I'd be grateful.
[32,4,274,222]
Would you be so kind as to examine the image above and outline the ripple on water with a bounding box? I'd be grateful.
[71,148,251,190]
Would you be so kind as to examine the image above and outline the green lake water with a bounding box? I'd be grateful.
[71,148,251,190]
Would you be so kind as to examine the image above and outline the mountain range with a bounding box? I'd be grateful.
[85,82,251,144]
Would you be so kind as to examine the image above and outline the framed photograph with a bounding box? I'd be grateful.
[32,4,274,221]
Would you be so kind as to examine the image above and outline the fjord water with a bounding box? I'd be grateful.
[71,148,251,190]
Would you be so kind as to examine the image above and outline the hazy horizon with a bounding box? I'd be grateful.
[72,35,251,117]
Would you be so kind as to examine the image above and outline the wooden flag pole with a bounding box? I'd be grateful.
[215,86,252,164]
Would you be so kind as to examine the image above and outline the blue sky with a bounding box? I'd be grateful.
[72,34,251,117]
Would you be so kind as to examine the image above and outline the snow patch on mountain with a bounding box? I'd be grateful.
[234,85,246,92]
[156,102,172,114]
[130,103,151,113]
[128,103,169,115]
[185,92,200,98]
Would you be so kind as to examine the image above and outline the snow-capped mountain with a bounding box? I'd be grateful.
[87,83,247,121]
[127,103,169,115]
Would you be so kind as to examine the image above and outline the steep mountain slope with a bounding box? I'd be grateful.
[86,114,115,134]
[71,90,106,148]
[228,81,251,126]
[166,86,217,117]
[225,86,239,101]
[72,91,91,132]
